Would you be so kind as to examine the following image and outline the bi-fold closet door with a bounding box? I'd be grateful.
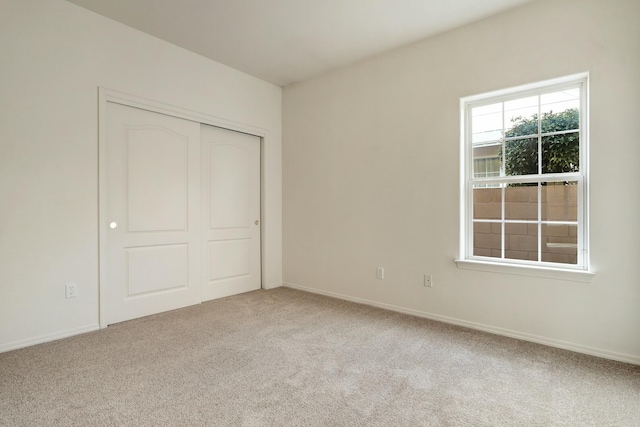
[105,102,260,325]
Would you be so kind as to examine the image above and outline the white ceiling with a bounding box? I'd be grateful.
[68,0,535,87]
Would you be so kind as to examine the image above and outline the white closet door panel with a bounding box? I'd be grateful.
[201,125,261,301]
[209,239,251,280]
[127,128,188,232]
[126,244,188,296]
[106,102,201,325]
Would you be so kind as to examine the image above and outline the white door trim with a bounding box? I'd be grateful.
[98,87,269,328]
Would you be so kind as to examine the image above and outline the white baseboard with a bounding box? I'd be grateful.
[0,324,100,354]
[283,282,640,366]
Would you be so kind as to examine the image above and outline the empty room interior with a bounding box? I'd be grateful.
[1,0,639,425]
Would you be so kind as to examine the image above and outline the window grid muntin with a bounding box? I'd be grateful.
[471,180,580,265]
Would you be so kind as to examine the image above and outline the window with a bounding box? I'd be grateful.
[457,74,593,280]
[473,156,500,188]
[473,157,500,179]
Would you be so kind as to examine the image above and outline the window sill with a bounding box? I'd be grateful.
[454,259,595,283]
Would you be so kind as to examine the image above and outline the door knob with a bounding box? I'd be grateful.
[109,222,118,229]
[255,220,259,225]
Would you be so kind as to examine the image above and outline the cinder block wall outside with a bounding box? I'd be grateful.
[473,184,578,264]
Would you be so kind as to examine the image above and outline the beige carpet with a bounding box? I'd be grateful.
[1,287,639,426]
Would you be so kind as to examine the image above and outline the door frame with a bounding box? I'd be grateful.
[98,87,268,328]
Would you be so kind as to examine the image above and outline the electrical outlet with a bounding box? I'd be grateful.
[65,283,78,298]
[424,274,432,288]
[377,267,384,279]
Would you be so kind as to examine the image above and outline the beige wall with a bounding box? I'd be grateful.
[0,0,282,351]
[283,0,640,363]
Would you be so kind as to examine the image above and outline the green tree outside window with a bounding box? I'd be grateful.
[501,108,579,176]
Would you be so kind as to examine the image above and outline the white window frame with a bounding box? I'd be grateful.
[456,73,595,282]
